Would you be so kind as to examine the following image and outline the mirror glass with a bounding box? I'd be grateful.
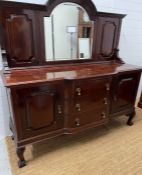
[44,3,94,61]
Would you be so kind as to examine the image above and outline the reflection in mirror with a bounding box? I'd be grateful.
[44,3,94,61]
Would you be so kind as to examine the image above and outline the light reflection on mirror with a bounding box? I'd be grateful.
[44,3,94,61]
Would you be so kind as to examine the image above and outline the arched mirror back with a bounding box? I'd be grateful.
[42,0,97,62]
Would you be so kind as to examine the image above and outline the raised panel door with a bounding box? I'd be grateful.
[10,84,64,139]
[111,72,141,113]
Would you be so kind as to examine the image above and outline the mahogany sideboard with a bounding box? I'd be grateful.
[0,0,142,168]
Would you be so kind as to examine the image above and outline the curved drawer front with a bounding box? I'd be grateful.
[74,78,110,98]
[67,108,108,129]
[66,77,111,129]
[68,96,108,114]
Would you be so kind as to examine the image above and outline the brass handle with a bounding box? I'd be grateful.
[101,112,106,119]
[57,105,62,114]
[76,88,81,96]
[106,83,110,91]
[75,118,80,127]
[103,98,108,105]
[76,104,81,112]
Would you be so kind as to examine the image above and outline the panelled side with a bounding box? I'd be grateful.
[93,15,122,62]
[1,8,40,67]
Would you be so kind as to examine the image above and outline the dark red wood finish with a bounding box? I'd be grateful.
[0,0,141,169]
[93,13,124,61]
[3,63,141,144]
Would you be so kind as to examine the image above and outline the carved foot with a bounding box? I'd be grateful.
[18,160,26,168]
[11,135,14,140]
[127,112,135,126]
[16,147,26,168]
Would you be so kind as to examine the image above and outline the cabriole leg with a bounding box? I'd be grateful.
[127,112,135,126]
[11,135,14,140]
[16,147,26,168]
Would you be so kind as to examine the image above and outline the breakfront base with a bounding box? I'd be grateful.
[12,109,137,168]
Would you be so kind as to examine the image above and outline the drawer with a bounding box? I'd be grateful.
[67,109,108,128]
[74,78,110,97]
[68,96,108,114]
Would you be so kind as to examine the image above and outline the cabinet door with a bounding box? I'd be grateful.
[11,84,64,139]
[94,16,120,61]
[111,72,141,114]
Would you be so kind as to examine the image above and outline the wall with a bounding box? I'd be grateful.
[0,47,11,138]
[0,0,142,137]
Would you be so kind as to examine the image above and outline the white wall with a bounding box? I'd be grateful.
[0,0,142,137]
[0,48,11,138]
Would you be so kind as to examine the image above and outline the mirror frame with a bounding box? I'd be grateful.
[38,0,97,65]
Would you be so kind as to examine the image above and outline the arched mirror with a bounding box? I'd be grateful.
[44,3,94,61]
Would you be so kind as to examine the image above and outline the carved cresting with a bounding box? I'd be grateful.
[6,14,35,63]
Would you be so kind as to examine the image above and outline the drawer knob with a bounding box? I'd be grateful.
[76,104,81,112]
[57,105,62,114]
[106,83,110,91]
[75,118,80,126]
[76,88,81,96]
[101,112,106,119]
[114,95,118,101]
[103,98,108,105]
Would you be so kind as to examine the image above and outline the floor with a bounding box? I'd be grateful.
[0,139,12,175]
[6,109,142,175]
[0,76,12,175]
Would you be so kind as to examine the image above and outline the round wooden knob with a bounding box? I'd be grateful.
[76,88,81,96]
[75,118,80,126]
[76,104,81,112]
[103,98,108,105]
[101,112,106,119]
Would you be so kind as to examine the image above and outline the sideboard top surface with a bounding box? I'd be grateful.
[2,63,142,87]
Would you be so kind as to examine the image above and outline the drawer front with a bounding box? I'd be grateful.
[74,78,110,97]
[67,77,111,128]
[67,108,108,129]
[68,96,108,114]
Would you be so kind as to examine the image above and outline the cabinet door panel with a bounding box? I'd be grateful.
[25,91,55,130]
[111,73,141,113]
[11,84,64,139]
